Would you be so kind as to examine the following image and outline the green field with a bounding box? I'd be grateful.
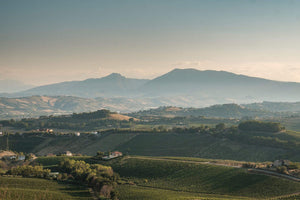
[111,157,300,199]
[117,185,251,200]
[1,130,300,162]
[33,155,300,199]
[116,133,300,161]
[0,176,93,200]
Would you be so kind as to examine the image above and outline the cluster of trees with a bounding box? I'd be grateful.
[72,109,112,119]
[276,166,288,174]
[8,165,50,178]
[238,120,284,132]
[59,159,119,199]
[100,125,239,135]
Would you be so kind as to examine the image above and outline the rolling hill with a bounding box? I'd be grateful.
[1,129,300,162]
[0,96,172,119]
[244,101,300,112]
[0,96,297,120]
[130,104,280,118]
[111,157,300,199]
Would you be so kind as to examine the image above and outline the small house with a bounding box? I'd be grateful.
[59,151,73,156]
[111,151,123,157]
[49,172,60,178]
[273,160,290,167]
[64,151,73,156]
[74,132,80,136]
[17,155,26,161]
[102,151,123,160]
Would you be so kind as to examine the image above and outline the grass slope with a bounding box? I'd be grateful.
[111,157,300,199]
[116,133,295,161]
[0,176,92,200]
[117,185,250,200]
[1,131,299,162]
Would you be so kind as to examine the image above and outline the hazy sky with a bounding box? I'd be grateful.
[1,0,300,85]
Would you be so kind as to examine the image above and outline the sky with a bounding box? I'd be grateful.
[1,0,300,85]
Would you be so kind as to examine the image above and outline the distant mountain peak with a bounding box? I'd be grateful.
[103,73,125,79]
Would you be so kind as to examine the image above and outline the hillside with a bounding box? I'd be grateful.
[131,104,280,119]
[35,156,300,199]
[0,109,138,131]
[1,129,300,162]
[244,101,300,112]
[2,96,297,120]
[111,157,300,199]
[0,176,92,200]
[0,96,170,119]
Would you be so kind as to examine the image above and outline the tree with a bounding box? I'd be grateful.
[238,120,284,132]
[216,123,226,130]
[276,166,288,174]
[96,151,104,157]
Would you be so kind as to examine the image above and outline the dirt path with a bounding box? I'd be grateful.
[248,168,300,182]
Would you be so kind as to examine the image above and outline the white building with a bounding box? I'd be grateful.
[75,132,80,136]
[18,155,26,161]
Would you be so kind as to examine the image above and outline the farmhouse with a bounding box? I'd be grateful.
[59,151,73,156]
[273,160,290,167]
[49,172,60,178]
[74,132,80,136]
[102,151,123,160]
[17,155,26,161]
[111,151,122,157]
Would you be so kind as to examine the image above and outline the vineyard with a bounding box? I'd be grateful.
[110,157,300,199]
[0,176,92,200]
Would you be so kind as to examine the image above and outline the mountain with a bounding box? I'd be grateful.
[8,73,149,98]
[2,68,300,112]
[0,79,34,93]
[140,68,300,102]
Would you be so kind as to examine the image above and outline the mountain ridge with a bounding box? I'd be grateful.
[2,68,300,109]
